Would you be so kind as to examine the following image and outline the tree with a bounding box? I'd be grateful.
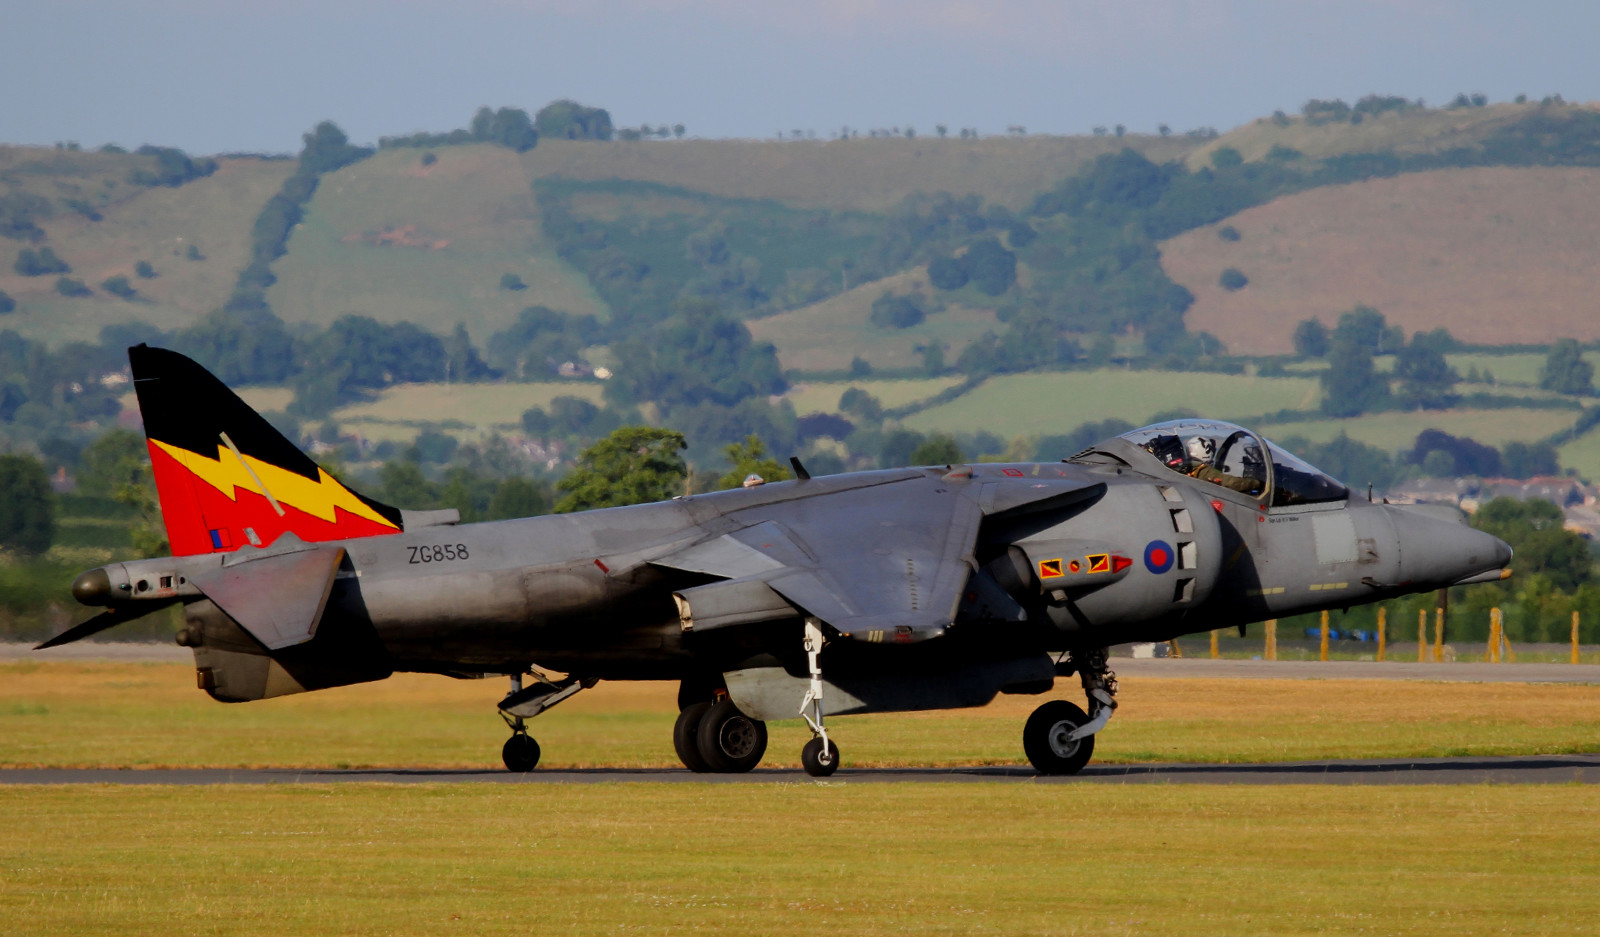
[14,246,69,276]
[1320,337,1389,417]
[869,292,924,329]
[1474,497,1591,591]
[298,121,372,176]
[535,100,614,140]
[1292,318,1329,358]
[0,290,13,314]
[1218,268,1248,291]
[927,255,967,290]
[556,427,687,512]
[963,238,1017,295]
[101,275,137,300]
[1394,331,1459,409]
[1502,441,1560,479]
[134,261,157,279]
[487,477,548,520]
[1539,338,1594,395]
[909,433,963,465]
[716,435,791,489]
[55,277,91,297]
[606,300,784,409]
[1332,305,1404,356]
[0,453,54,554]
[500,273,527,291]
[473,107,539,152]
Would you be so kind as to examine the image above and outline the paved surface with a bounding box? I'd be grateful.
[9,643,1600,683]
[4,754,1598,786]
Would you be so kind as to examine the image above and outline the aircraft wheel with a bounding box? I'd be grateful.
[695,699,768,773]
[800,737,839,777]
[502,733,541,773]
[674,701,714,773]
[1023,700,1094,776]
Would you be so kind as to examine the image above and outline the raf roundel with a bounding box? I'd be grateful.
[1144,539,1175,574]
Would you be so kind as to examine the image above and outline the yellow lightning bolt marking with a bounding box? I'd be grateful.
[152,440,398,529]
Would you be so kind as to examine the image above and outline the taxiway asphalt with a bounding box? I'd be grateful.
[3,754,1597,786]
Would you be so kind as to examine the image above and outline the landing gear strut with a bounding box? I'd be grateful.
[799,616,839,777]
[1024,648,1118,776]
[501,674,540,772]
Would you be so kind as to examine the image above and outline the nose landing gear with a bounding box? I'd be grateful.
[1025,648,1117,776]
[798,616,838,777]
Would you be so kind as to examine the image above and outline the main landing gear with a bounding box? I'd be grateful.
[673,698,769,773]
[1023,647,1118,776]
[497,670,590,772]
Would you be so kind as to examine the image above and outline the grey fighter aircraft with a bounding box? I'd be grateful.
[44,346,1514,776]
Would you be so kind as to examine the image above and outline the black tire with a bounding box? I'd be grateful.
[695,699,768,773]
[1023,700,1095,776]
[674,701,714,773]
[800,736,840,777]
[502,733,541,772]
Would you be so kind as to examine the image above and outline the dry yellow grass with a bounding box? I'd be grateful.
[3,783,1597,936]
[1163,166,1600,354]
[3,661,1595,770]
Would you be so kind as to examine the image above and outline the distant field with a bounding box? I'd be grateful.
[1187,101,1545,169]
[332,381,604,432]
[3,661,1599,770]
[783,377,965,415]
[526,135,1201,212]
[749,268,1000,372]
[901,370,1321,439]
[1165,166,1600,354]
[268,146,607,341]
[1559,430,1600,482]
[0,157,295,345]
[1263,407,1579,452]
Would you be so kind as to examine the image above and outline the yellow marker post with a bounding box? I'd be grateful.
[1488,608,1501,663]
[1210,629,1219,659]
[1574,611,1582,665]
[1169,639,1183,658]
[1376,607,1387,661]
[1433,605,1445,663]
[1265,619,1277,661]
[1418,609,1427,663]
[1319,610,1330,662]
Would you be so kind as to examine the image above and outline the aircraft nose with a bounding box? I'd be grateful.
[71,568,113,606]
[1391,507,1512,588]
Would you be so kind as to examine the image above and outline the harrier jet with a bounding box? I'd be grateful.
[46,346,1513,776]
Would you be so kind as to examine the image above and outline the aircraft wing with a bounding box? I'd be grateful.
[656,472,1086,643]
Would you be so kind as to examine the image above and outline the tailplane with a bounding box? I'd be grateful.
[130,344,405,555]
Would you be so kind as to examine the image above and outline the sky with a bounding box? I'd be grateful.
[5,0,1600,155]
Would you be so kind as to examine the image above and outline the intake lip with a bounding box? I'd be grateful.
[71,568,112,606]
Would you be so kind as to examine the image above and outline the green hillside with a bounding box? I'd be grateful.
[267,145,605,341]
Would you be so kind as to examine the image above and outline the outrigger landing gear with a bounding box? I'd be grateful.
[799,616,839,777]
[1024,648,1118,776]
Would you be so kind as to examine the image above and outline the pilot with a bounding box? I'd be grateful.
[1183,435,1261,495]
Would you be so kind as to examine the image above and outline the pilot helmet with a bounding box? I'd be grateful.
[1144,434,1186,470]
[1186,436,1216,464]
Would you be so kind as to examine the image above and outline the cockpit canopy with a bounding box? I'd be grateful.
[1113,420,1350,507]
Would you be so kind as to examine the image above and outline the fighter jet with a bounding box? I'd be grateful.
[44,346,1513,776]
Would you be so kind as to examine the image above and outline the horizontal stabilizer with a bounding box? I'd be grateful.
[189,546,345,650]
[34,604,168,650]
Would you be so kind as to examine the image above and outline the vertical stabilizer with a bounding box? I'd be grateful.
[129,345,404,555]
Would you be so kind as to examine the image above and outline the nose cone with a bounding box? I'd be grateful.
[71,568,113,606]
[1392,508,1512,588]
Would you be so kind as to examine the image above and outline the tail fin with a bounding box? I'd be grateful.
[130,344,404,556]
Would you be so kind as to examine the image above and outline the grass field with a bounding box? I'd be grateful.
[783,377,966,415]
[900,370,1321,439]
[748,268,1001,373]
[330,381,605,438]
[267,146,607,341]
[1261,407,1580,452]
[0,156,296,345]
[526,135,1201,212]
[1165,165,1600,355]
[4,662,1597,770]
[3,783,1596,936]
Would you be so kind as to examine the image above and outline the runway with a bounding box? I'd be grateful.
[4,754,1597,786]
